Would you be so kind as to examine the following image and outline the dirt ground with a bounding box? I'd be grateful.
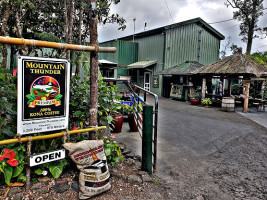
[1,146,168,200]
[117,97,267,200]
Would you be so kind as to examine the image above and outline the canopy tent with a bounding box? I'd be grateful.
[156,61,203,75]
[127,60,157,69]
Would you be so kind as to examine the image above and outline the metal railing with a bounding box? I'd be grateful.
[134,85,158,173]
[103,78,158,174]
[0,126,106,190]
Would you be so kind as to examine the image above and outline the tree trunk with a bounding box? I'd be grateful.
[246,27,253,55]
[64,0,69,43]
[67,0,74,61]
[1,4,11,70]
[245,0,257,55]
[89,0,99,140]
[15,9,26,55]
[75,5,83,76]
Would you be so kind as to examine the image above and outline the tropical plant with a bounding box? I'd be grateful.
[231,83,243,95]
[0,146,27,185]
[98,75,125,131]
[0,69,17,139]
[203,98,212,105]
[33,159,68,179]
[188,91,201,100]
[103,134,123,167]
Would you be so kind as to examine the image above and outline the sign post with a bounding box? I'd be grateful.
[17,56,70,135]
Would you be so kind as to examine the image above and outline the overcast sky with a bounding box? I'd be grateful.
[98,0,267,56]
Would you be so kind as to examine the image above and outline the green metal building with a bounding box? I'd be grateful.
[99,17,224,97]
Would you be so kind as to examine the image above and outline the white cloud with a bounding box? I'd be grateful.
[98,0,267,55]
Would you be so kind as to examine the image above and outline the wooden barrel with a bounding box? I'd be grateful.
[221,97,235,112]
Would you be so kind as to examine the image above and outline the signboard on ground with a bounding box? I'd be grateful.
[30,149,66,167]
[17,56,70,135]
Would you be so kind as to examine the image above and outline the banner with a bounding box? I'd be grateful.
[17,56,70,135]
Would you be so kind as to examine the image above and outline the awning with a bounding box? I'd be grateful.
[99,59,117,69]
[99,59,117,65]
[128,60,157,69]
[156,61,204,75]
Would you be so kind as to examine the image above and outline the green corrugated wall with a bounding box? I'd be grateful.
[99,41,118,64]
[134,34,164,96]
[99,40,137,78]
[165,23,220,68]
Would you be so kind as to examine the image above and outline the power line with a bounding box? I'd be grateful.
[209,18,234,24]
[164,0,174,23]
[221,24,239,31]
[253,44,267,50]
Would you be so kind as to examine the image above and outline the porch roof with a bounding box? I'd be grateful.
[156,61,204,75]
[127,60,157,69]
[99,59,117,66]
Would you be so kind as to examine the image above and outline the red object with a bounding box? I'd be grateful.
[13,69,18,77]
[0,155,4,161]
[73,126,80,135]
[134,87,138,93]
[126,90,130,94]
[2,149,16,159]
[36,95,42,100]
[112,114,123,133]
[7,159,19,167]
[190,99,200,105]
[33,90,38,95]
[128,114,142,132]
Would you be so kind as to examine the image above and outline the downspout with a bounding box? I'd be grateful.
[162,29,166,71]
[161,29,167,97]
[197,30,202,63]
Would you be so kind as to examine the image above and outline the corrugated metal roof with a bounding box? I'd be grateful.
[128,60,157,69]
[101,17,224,44]
[99,59,117,65]
[195,54,267,77]
[156,61,204,75]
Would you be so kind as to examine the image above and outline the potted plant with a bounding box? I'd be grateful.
[203,98,212,107]
[189,91,201,105]
[125,104,142,132]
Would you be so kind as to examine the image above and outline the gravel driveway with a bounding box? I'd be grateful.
[116,97,267,200]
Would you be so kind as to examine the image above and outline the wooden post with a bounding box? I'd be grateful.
[229,79,232,96]
[26,139,32,191]
[261,81,265,99]
[89,0,98,140]
[243,83,250,113]
[201,78,206,102]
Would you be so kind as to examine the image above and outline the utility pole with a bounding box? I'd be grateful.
[89,0,98,140]
[133,17,136,42]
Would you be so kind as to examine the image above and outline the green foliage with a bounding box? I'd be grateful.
[225,0,266,54]
[33,159,68,179]
[250,52,267,64]
[98,75,125,130]
[103,135,123,167]
[188,91,201,100]
[231,84,243,95]
[203,98,212,105]
[69,74,90,129]
[0,71,17,139]
[69,70,125,132]
[0,145,27,185]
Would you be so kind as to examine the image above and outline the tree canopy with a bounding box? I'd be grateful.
[0,0,126,71]
[226,0,266,55]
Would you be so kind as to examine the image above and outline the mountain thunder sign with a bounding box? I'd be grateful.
[17,56,70,135]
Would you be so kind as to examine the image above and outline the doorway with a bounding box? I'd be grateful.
[144,72,150,91]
